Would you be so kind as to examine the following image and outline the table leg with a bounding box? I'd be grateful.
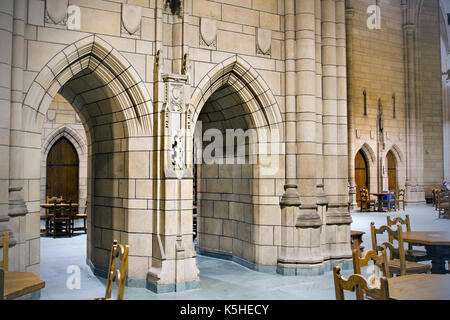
[425,245,450,274]
[377,196,385,212]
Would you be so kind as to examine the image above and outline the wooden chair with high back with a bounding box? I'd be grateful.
[437,190,449,218]
[48,203,72,238]
[370,222,430,276]
[352,246,390,300]
[395,189,406,211]
[386,215,428,262]
[71,200,88,235]
[95,240,129,300]
[0,231,9,272]
[360,189,375,212]
[333,266,390,300]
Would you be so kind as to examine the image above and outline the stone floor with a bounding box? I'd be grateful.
[37,203,449,300]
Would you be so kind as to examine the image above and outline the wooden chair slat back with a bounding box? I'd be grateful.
[352,246,390,277]
[387,215,412,249]
[333,266,390,300]
[371,222,406,270]
[105,240,130,300]
[0,232,8,272]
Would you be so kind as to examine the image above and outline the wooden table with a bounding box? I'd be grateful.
[402,231,450,274]
[388,274,450,300]
[370,192,389,212]
[4,271,45,300]
[350,230,365,256]
[40,203,78,209]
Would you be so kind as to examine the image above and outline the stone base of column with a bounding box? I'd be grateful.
[276,257,353,276]
[146,255,200,293]
[405,185,425,203]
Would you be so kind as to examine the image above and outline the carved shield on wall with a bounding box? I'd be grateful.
[257,28,272,55]
[200,18,216,46]
[122,4,142,35]
[46,0,68,24]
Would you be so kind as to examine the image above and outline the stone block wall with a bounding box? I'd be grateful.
[347,0,410,200]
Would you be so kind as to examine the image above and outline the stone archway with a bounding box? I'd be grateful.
[191,56,284,270]
[21,35,154,285]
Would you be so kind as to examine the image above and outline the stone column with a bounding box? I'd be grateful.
[345,3,357,208]
[296,0,318,206]
[7,0,27,272]
[402,1,425,202]
[284,0,297,188]
[335,0,351,214]
[321,0,351,264]
[0,1,16,263]
[321,0,339,207]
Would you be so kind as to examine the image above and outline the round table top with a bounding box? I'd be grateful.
[402,231,450,246]
[370,192,389,196]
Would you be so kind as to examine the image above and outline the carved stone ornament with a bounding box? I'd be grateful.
[257,28,272,55]
[200,18,217,47]
[169,84,185,112]
[122,4,141,35]
[47,109,56,121]
[45,0,68,24]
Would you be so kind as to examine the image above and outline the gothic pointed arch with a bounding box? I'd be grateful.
[22,35,153,136]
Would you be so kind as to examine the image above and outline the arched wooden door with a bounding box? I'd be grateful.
[386,151,397,191]
[46,137,79,203]
[355,150,369,207]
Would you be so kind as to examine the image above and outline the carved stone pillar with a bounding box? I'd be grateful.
[402,0,425,202]
[147,73,199,293]
[345,3,357,208]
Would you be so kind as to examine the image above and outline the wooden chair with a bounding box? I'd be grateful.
[0,231,8,272]
[370,222,430,276]
[95,240,129,300]
[71,200,88,235]
[43,196,64,236]
[395,189,406,211]
[437,190,449,218]
[360,189,375,212]
[352,246,390,300]
[48,203,72,238]
[333,265,390,300]
[386,215,428,262]
[431,187,442,207]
